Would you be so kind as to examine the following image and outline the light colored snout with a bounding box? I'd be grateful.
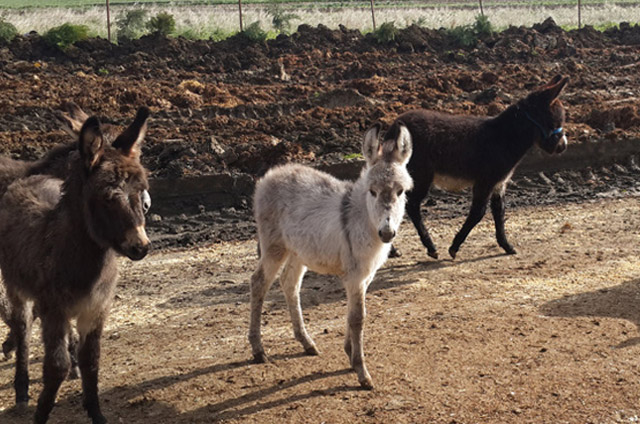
[378,218,396,243]
[123,225,151,260]
[555,135,568,154]
[378,227,396,243]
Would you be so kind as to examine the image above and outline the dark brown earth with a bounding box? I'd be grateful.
[1,17,640,424]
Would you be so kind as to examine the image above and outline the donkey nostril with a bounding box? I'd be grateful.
[378,230,383,238]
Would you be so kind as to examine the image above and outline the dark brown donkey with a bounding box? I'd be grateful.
[391,75,569,259]
[0,107,151,424]
[0,102,151,361]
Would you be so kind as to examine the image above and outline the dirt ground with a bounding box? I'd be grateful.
[1,195,640,423]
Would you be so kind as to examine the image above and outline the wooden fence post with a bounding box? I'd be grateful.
[106,0,111,42]
[370,0,376,31]
[239,0,244,31]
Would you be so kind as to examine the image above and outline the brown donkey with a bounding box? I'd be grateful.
[391,75,569,259]
[0,107,151,424]
[0,102,151,361]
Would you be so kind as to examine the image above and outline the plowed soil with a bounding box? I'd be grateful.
[1,17,640,424]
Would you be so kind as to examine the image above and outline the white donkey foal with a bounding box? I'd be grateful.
[249,122,413,389]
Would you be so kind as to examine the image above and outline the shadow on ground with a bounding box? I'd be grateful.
[540,278,640,348]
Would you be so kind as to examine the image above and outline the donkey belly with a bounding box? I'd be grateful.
[432,173,474,193]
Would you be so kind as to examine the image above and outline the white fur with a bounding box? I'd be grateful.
[248,124,413,389]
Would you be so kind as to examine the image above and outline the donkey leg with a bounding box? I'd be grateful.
[344,279,372,390]
[8,296,33,406]
[490,191,516,255]
[280,257,318,356]
[249,244,288,364]
[77,316,107,424]
[34,315,71,424]
[68,328,81,380]
[449,185,492,259]
[406,181,438,259]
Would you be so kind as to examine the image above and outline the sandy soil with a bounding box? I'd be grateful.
[1,195,640,423]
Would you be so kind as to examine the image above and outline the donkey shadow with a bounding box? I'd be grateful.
[0,358,355,423]
[540,278,640,349]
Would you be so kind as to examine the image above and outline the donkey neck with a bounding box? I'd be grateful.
[342,171,385,253]
[489,105,539,160]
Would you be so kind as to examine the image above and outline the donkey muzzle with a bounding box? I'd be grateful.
[378,228,396,243]
[123,225,151,260]
[554,135,568,154]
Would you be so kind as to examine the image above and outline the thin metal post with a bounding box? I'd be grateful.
[479,0,484,16]
[239,0,244,31]
[578,0,582,28]
[370,0,376,31]
[106,0,111,42]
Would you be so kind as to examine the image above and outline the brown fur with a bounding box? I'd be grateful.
[391,76,569,259]
[0,107,151,424]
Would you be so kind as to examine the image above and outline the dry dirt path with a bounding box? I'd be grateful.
[1,196,640,423]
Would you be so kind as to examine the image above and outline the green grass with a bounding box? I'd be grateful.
[1,0,639,9]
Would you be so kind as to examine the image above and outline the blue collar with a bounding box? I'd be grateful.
[523,110,563,140]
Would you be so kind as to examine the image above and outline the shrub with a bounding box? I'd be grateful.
[473,14,494,39]
[147,12,175,36]
[243,21,267,42]
[449,24,477,47]
[266,2,299,34]
[373,21,398,44]
[448,15,494,48]
[116,9,148,41]
[0,19,18,43]
[43,23,90,50]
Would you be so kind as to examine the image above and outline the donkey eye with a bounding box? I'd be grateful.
[141,190,151,214]
[369,189,377,197]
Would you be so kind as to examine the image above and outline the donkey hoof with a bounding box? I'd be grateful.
[91,413,108,424]
[252,352,269,364]
[305,345,320,356]
[2,339,16,360]
[359,377,374,390]
[13,400,29,414]
[504,246,517,255]
[427,250,438,259]
[448,246,458,259]
[388,246,402,258]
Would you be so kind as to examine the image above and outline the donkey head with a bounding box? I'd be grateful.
[519,75,569,155]
[517,75,569,154]
[59,102,152,214]
[78,107,151,260]
[363,122,414,243]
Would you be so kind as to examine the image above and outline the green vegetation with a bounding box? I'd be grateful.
[266,2,299,34]
[0,18,18,43]
[147,11,175,36]
[242,21,268,42]
[3,0,640,9]
[43,23,90,50]
[116,9,148,41]
[447,14,494,47]
[372,21,398,43]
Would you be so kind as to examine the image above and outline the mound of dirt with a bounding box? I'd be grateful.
[0,20,639,180]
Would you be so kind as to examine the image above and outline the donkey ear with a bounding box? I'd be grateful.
[393,124,413,165]
[362,122,382,165]
[382,123,412,165]
[112,107,150,157]
[56,101,90,139]
[79,116,104,171]
[542,76,569,103]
